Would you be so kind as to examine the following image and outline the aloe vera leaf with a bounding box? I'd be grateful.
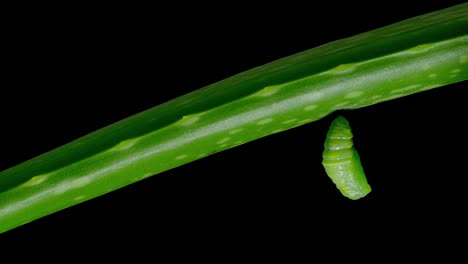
[2,2,466,233]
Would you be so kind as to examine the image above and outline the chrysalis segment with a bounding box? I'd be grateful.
[322,116,371,200]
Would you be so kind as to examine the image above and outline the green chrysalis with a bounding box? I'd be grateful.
[322,116,371,200]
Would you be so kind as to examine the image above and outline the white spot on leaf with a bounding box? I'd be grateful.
[72,177,92,188]
[143,172,154,178]
[408,43,433,52]
[229,128,244,134]
[282,119,297,124]
[333,101,352,109]
[418,84,441,92]
[233,140,245,146]
[53,177,92,195]
[73,195,86,201]
[303,105,317,111]
[21,174,49,187]
[216,137,231,145]
[271,128,286,134]
[298,118,313,124]
[390,84,421,94]
[178,115,200,126]
[344,91,364,98]
[253,85,281,97]
[256,118,273,125]
[328,63,357,74]
[175,154,188,160]
[112,138,139,151]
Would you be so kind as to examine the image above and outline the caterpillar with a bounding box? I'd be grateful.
[322,115,371,200]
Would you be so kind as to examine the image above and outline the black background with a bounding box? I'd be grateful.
[1,1,467,255]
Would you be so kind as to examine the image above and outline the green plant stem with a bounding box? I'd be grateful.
[0,3,467,234]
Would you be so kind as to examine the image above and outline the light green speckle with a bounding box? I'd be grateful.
[282,118,297,124]
[21,174,49,187]
[73,195,86,201]
[216,137,231,145]
[304,105,317,111]
[328,63,357,74]
[298,118,313,124]
[178,114,200,126]
[408,43,434,52]
[54,177,92,195]
[143,172,154,178]
[418,84,441,92]
[390,84,421,94]
[345,91,364,98]
[333,101,352,109]
[271,128,286,134]
[112,138,139,151]
[429,73,437,78]
[131,177,141,182]
[229,128,244,134]
[256,118,273,125]
[253,85,281,97]
[72,177,92,188]
[233,140,245,146]
[383,94,407,101]
[449,74,458,78]
[450,69,461,73]
[175,154,188,160]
